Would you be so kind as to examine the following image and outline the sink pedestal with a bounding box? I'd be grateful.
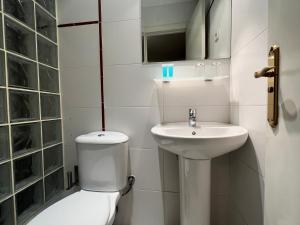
[151,122,248,225]
[179,157,211,225]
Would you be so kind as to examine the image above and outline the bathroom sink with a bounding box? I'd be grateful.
[151,122,248,159]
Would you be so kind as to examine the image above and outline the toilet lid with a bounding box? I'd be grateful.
[28,190,120,225]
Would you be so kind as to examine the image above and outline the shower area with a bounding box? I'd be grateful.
[0,0,64,224]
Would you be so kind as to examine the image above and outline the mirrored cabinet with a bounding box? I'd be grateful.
[0,1,64,224]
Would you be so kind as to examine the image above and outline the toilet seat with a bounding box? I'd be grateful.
[28,190,120,225]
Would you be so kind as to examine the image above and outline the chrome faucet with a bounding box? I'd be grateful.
[188,109,197,127]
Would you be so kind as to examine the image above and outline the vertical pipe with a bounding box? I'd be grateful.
[98,0,105,131]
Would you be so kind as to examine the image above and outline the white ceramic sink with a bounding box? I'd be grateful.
[151,122,248,159]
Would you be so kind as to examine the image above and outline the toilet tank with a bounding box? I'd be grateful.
[75,131,129,192]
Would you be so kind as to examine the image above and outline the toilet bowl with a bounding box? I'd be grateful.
[28,131,129,225]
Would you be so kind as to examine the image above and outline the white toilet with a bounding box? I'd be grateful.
[28,131,129,225]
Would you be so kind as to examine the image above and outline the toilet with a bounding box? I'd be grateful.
[28,131,129,225]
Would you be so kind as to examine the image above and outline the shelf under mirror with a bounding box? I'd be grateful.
[37,36,58,68]
[44,144,63,175]
[16,180,43,224]
[0,162,12,202]
[39,65,59,93]
[0,89,7,124]
[36,0,56,17]
[11,123,41,157]
[0,126,10,162]
[13,152,42,191]
[36,6,57,42]
[5,17,36,60]
[41,94,60,119]
[42,120,62,147]
[0,51,6,86]
[4,0,35,29]
[0,198,15,225]
[45,168,64,202]
[7,53,38,90]
[9,90,39,122]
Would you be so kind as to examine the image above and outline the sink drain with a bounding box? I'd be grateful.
[192,131,196,135]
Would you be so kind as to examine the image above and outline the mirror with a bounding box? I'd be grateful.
[141,0,231,63]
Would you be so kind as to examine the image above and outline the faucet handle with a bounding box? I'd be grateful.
[189,108,196,117]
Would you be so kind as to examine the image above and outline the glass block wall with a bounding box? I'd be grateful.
[0,0,64,224]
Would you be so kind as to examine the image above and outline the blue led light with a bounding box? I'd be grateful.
[162,66,168,78]
[168,65,174,78]
[162,64,174,79]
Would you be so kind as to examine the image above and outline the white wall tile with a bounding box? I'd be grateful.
[231,0,267,55]
[211,195,229,225]
[229,0,268,223]
[163,151,179,193]
[59,25,100,68]
[57,0,99,24]
[64,144,78,176]
[105,107,161,149]
[164,106,230,123]
[114,190,165,225]
[129,148,163,191]
[231,31,268,106]
[103,20,142,66]
[61,66,101,108]
[102,0,141,22]
[229,159,264,225]
[204,61,217,77]
[230,105,239,125]
[104,64,160,107]
[217,59,231,77]
[211,155,230,195]
[63,106,102,146]
[164,192,180,225]
[229,207,247,225]
[234,106,268,176]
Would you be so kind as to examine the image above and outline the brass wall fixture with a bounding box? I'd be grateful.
[254,45,280,127]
